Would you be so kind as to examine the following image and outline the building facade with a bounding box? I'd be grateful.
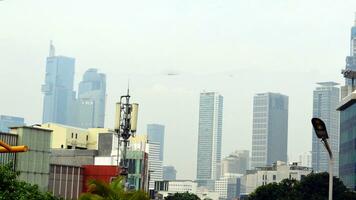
[196,92,223,184]
[221,150,249,176]
[241,161,312,195]
[148,142,163,189]
[75,68,106,129]
[163,165,177,181]
[298,151,312,168]
[311,82,340,176]
[0,115,25,132]
[251,93,288,168]
[48,164,84,199]
[147,124,165,161]
[338,92,356,190]
[0,132,17,168]
[215,174,241,200]
[10,126,52,191]
[42,43,75,125]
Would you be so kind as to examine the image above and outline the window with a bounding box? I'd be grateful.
[273,175,276,180]
[71,133,74,138]
[75,133,78,139]
[86,135,89,141]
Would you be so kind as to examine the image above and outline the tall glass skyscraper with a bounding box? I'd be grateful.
[311,82,340,176]
[75,68,106,128]
[42,42,75,125]
[251,93,288,168]
[196,92,223,184]
[147,124,165,161]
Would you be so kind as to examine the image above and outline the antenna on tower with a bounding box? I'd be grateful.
[49,40,55,57]
[127,79,130,96]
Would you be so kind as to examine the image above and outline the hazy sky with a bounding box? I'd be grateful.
[1,0,356,179]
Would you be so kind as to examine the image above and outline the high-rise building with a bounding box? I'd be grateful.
[0,115,25,132]
[251,93,288,169]
[147,124,165,161]
[337,16,356,190]
[311,82,340,176]
[163,165,177,180]
[148,142,163,189]
[298,151,312,168]
[196,92,223,185]
[42,42,75,125]
[75,69,106,128]
[221,150,250,176]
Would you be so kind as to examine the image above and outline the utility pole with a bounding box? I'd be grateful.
[114,89,139,188]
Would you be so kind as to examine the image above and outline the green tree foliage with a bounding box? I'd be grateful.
[249,172,356,200]
[164,192,201,200]
[0,163,59,200]
[79,177,149,200]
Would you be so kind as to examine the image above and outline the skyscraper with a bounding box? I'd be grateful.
[337,16,356,190]
[0,115,25,132]
[251,92,288,168]
[311,82,340,176]
[42,42,75,125]
[196,92,223,185]
[221,150,249,176]
[147,124,165,161]
[75,68,106,128]
[148,142,163,189]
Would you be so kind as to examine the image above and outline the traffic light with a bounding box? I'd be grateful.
[0,140,28,153]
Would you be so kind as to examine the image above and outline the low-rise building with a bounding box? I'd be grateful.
[42,123,112,150]
[0,132,17,168]
[240,161,312,195]
[48,164,84,200]
[50,149,98,166]
[10,126,52,191]
[155,180,198,198]
[215,174,242,200]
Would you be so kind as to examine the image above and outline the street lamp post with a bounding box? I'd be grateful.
[311,118,333,200]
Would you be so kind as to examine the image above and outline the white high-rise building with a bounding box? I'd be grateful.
[251,93,288,169]
[312,82,340,176]
[298,151,312,168]
[196,92,223,188]
[148,142,163,189]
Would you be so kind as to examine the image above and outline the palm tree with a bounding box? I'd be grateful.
[79,177,149,200]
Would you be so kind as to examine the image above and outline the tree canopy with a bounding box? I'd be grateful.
[0,163,59,200]
[164,192,201,200]
[79,177,149,200]
[249,172,356,200]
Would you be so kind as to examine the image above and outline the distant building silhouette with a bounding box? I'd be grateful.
[74,69,106,128]
[251,93,288,168]
[42,42,75,125]
[0,115,25,132]
[163,165,177,180]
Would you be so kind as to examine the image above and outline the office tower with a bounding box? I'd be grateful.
[148,142,163,189]
[251,93,288,168]
[299,151,312,168]
[221,150,250,176]
[338,16,356,190]
[75,69,106,128]
[163,165,177,180]
[147,124,165,161]
[311,82,340,176]
[42,42,75,125]
[196,92,223,185]
[0,115,25,132]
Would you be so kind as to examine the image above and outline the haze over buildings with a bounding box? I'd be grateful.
[147,124,165,161]
[0,115,25,133]
[2,1,356,180]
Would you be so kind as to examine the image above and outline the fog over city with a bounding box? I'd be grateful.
[1,0,356,180]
